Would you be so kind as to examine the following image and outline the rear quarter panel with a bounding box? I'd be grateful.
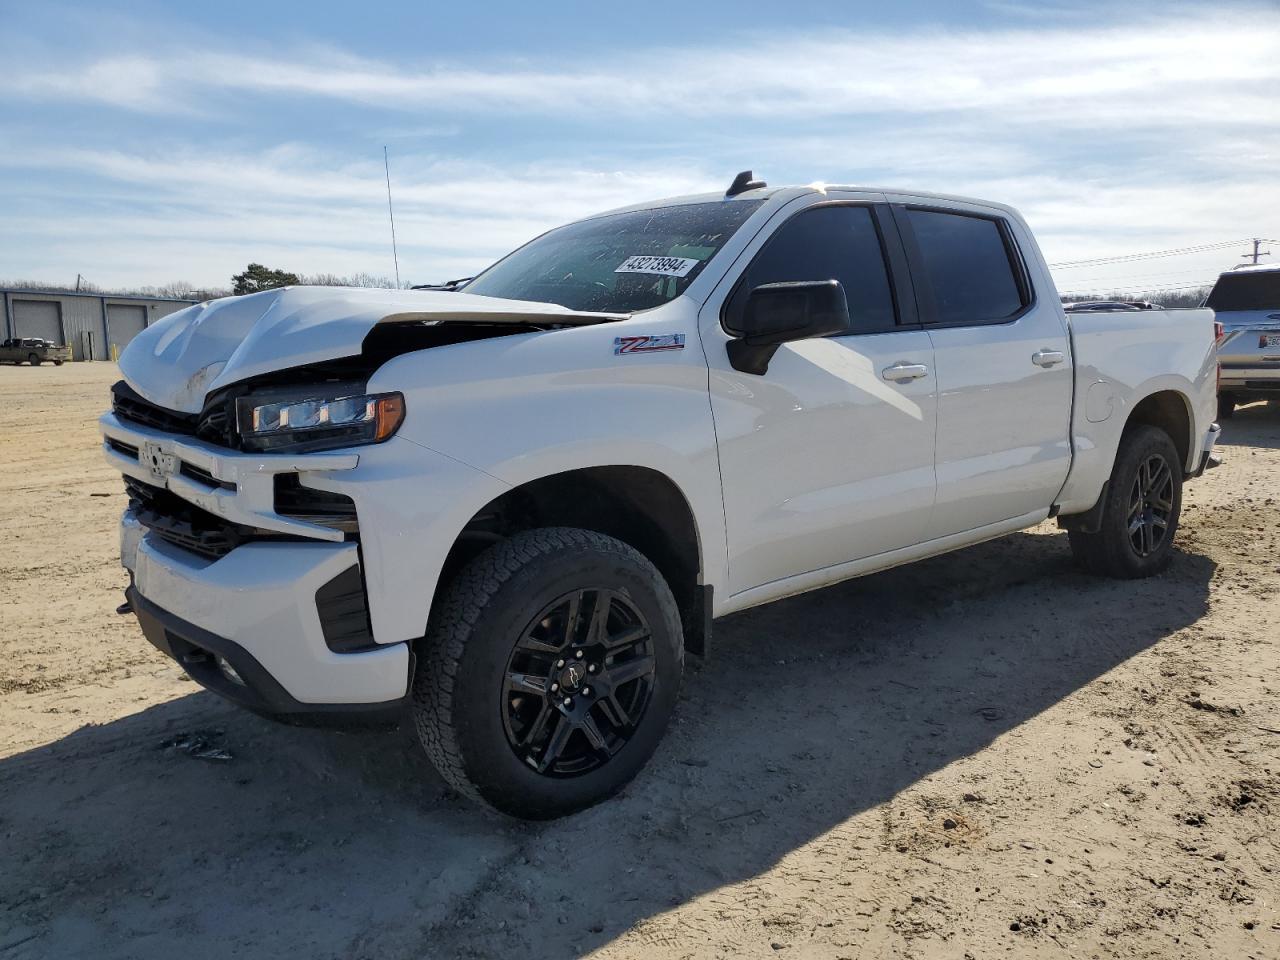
[1055,308,1217,514]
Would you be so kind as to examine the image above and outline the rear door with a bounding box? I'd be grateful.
[701,196,938,596]
[890,201,1073,539]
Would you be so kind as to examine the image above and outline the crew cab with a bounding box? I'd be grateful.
[1,337,68,365]
[101,175,1220,818]
[1207,264,1280,417]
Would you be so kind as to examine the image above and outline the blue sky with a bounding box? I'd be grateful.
[1,0,1276,295]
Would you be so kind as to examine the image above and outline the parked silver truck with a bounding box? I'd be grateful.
[1209,265,1280,418]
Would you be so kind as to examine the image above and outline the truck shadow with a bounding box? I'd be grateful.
[1218,399,1280,450]
[0,528,1215,960]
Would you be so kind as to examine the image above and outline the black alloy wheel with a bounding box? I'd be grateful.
[1127,453,1175,558]
[1067,424,1183,579]
[413,527,683,819]
[502,588,655,777]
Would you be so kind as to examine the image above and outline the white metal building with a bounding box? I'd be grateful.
[1,289,198,361]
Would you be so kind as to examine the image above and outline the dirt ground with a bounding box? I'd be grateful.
[1,362,1277,960]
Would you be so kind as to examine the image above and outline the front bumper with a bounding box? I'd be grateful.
[123,512,410,711]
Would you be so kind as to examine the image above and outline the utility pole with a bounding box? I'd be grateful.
[75,273,82,292]
[1239,238,1271,266]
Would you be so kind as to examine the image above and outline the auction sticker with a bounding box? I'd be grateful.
[615,255,700,278]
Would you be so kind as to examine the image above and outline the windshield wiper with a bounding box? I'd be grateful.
[411,276,473,292]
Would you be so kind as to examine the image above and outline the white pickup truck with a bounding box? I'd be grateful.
[101,175,1220,818]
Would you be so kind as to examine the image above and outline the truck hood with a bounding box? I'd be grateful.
[118,286,625,413]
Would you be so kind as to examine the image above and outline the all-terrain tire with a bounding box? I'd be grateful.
[1068,424,1183,579]
[413,527,683,819]
[28,354,41,366]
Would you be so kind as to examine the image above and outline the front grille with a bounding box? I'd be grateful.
[111,380,236,448]
[179,462,235,491]
[126,477,244,560]
[113,385,197,435]
[274,474,359,533]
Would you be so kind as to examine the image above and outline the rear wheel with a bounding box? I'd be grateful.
[1217,393,1236,419]
[413,527,683,819]
[1068,424,1182,579]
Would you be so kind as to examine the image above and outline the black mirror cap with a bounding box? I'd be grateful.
[726,280,852,375]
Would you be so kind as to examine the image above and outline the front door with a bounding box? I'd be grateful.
[701,198,938,597]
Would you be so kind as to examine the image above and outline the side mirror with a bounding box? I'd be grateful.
[726,280,852,375]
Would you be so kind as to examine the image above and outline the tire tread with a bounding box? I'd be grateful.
[412,527,668,807]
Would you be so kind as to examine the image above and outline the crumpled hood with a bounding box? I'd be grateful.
[117,286,624,413]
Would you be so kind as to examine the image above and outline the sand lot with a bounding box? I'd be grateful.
[1,362,1278,959]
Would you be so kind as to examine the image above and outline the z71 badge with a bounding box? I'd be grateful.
[614,334,686,355]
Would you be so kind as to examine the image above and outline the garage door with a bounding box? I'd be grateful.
[107,304,147,356]
[13,300,63,344]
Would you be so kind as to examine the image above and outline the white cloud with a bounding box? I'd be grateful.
[1,5,1275,290]
[10,10,1277,131]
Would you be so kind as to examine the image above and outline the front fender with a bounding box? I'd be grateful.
[365,304,727,616]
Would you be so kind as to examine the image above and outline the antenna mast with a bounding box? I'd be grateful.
[383,146,401,288]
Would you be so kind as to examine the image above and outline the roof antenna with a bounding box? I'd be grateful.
[383,145,402,289]
[726,170,766,197]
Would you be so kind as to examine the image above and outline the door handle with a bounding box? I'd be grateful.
[1032,349,1065,368]
[881,362,929,383]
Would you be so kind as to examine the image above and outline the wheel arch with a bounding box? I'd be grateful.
[1057,382,1198,529]
[1124,388,1194,473]
[430,465,711,656]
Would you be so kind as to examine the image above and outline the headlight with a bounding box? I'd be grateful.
[236,390,405,452]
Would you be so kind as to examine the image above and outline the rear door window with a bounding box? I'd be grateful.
[726,205,898,336]
[905,209,1028,325]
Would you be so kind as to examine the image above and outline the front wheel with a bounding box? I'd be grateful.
[27,354,41,366]
[1068,424,1183,579]
[413,527,683,819]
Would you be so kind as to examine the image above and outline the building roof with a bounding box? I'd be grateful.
[0,287,199,304]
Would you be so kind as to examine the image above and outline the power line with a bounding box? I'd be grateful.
[1048,239,1252,270]
[1061,266,1223,285]
[1061,280,1216,295]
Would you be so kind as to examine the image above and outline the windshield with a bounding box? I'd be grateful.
[1206,272,1280,312]
[462,200,764,313]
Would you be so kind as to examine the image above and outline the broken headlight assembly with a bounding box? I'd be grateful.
[235,388,405,453]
